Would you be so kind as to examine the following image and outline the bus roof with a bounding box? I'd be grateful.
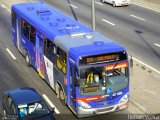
[54,32,125,63]
[12,2,92,40]
[12,2,126,63]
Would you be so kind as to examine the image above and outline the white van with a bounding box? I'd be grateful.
[101,0,130,7]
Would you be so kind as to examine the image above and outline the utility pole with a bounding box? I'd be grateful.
[91,0,96,30]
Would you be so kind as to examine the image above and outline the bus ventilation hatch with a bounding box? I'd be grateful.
[27,7,34,11]
[49,22,58,27]
[36,9,52,16]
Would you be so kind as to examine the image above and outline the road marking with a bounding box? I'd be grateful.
[7,9,11,13]
[68,4,78,9]
[133,57,160,74]
[130,98,147,113]
[131,3,160,13]
[130,14,146,21]
[95,1,103,5]
[1,4,6,8]
[101,19,115,26]
[154,43,160,48]
[6,48,16,60]
[143,89,156,95]
[42,94,60,114]
[0,3,10,13]
[139,86,156,95]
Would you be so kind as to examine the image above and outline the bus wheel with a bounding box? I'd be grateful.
[56,83,59,98]
[25,53,31,67]
[59,88,65,105]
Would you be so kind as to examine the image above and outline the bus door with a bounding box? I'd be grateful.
[16,16,22,51]
[36,33,44,79]
[69,61,77,112]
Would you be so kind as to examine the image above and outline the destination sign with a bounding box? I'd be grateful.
[79,52,127,65]
[86,54,118,63]
[105,62,128,71]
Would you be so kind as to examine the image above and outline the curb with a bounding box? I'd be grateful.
[131,1,160,13]
[130,98,149,114]
[132,57,160,74]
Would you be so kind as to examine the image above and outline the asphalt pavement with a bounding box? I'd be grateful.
[131,0,160,13]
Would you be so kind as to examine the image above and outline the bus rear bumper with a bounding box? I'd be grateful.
[77,102,128,118]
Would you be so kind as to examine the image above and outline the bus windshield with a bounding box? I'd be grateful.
[79,63,129,96]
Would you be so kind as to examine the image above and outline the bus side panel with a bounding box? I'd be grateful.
[21,33,36,67]
[43,55,67,94]
[12,13,26,56]
[11,9,17,48]
[12,19,17,48]
[12,12,22,52]
[43,55,55,88]
[42,58,50,84]
[35,33,45,78]
[67,59,77,112]
[54,66,67,96]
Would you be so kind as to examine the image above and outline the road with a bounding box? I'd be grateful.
[46,0,160,72]
[0,2,131,120]
[0,0,160,119]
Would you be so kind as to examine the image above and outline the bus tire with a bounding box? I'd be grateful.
[59,88,65,105]
[56,83,59,98]
[25,53,31,67]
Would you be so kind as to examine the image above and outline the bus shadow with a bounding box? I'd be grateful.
[135,30,160,58]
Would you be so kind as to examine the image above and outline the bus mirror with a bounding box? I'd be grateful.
[129,55,133,68]
[130,58,133,68]
[74,79,80,86]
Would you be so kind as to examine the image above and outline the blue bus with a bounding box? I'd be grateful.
[12,2,130,118]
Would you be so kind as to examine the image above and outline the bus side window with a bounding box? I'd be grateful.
[22,19,36,45]
[56,47,67,74]
[44,38,56,63]
[30,26,36,45]
[11,10,16,27]
[57,47,67,62]
[22,19,29,40]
